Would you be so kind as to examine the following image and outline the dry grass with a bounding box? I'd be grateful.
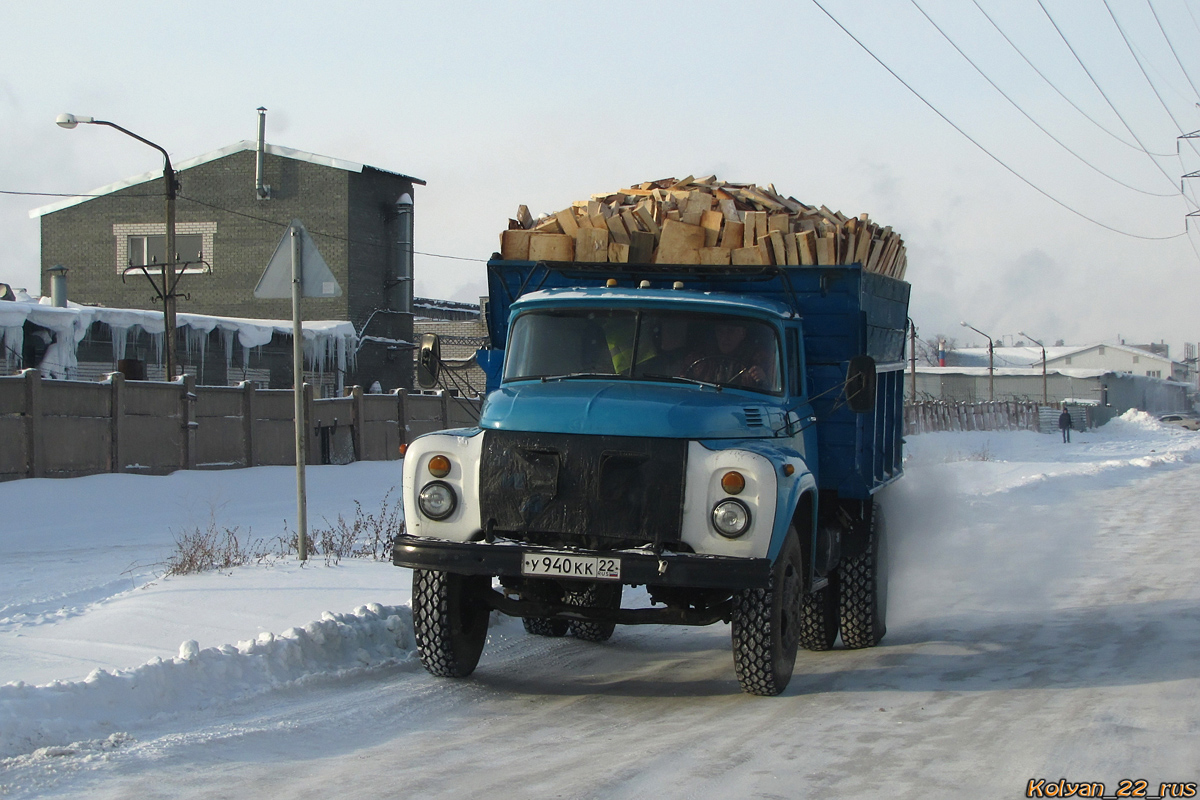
[164,520,273,576]
[166,489,404,575]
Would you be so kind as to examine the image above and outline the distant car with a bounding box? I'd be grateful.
[1159,414,1200,431]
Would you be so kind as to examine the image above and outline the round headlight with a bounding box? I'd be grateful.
[711,499,751,538]
[418,481,457,520]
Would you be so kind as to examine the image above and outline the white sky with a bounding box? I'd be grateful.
[2,0,1199,355]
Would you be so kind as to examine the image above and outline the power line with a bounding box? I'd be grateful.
[1035,0,1197,204]
[968,0,1175,157]
[911,0,1180,198]
[1102,0,1200,160]
[176,194,488,264]
[1183,0,1200,41]
[1145,0,1200,104]
[810,0,1189,240]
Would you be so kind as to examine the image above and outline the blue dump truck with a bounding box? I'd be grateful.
[394,258,909,695]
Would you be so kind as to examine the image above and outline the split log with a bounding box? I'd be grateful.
[529,233,574,262]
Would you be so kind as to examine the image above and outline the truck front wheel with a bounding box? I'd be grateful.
[565,582,622,642]
[412,569,491,677]
[731,526,803,696]
[838,501,888,649]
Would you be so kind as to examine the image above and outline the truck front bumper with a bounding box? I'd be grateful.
[393,535,771,590]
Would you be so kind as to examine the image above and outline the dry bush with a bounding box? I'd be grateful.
[168,491,404,574]
[281,488,404,566]
[165,519,273,576]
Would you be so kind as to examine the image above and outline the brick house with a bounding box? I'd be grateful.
[31,140,424,390]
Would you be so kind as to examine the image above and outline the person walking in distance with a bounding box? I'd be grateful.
[1059,407,1072,443]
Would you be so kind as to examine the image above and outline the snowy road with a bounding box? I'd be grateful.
[4,416,1200,797]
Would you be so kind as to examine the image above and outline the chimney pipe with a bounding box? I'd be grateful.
[394,193,414,315]
[255,107,270,200]
[48,264,68,308]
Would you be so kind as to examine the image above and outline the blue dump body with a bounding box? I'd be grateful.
[483,259,911,501]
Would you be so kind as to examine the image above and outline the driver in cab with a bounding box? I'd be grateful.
[685,321,775,391]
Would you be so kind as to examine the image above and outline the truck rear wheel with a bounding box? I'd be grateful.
[412,569,491,677]
[522,579,570,637]
[565,582,622,642]
[731,527,803,696]
[838,501,888,649]
[798,573,840,651]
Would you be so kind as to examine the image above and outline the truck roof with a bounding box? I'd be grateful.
[512,287,798,320]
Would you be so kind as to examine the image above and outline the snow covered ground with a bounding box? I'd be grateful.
[2,412,1199,798]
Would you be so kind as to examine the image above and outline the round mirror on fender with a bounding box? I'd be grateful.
[845,355,876,414]
[417,333,442,389]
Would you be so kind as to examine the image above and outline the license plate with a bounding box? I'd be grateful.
[521,552,621,581]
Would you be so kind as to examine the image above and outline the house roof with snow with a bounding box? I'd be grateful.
[916,365,1111,380]
[29,141,426,218]
[950,345,1088,368]
[1042,341,1179,368]
[951,342,1183,371]
[1,294,357,379]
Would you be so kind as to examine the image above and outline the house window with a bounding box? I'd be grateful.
[1133,355,1140,363]
[1065,357,1072,365]
[1147,370,1161,378]
[128,234,204,270]
[1098,345,1105,355]
[114,222,215,275]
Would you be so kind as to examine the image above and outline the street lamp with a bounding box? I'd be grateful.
[1019,331,1048,405]
[961,320,995,401]
[57,113,180,382]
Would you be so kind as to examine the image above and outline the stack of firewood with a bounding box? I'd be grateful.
[498,175,907,280]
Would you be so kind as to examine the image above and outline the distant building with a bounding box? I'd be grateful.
[30,135,424,389]
[950,342,1187,383]
[1045,342,1184,382]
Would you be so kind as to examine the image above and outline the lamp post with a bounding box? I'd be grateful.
[57,113,179,382]
[1020,331,1048,404]
[961,320,994,400]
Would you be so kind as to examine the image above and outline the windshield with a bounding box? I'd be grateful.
[504,308,783,394]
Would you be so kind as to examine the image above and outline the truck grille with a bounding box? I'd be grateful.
[480,430,687,549]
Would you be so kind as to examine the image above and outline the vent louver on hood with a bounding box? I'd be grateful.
[743,408,765,427]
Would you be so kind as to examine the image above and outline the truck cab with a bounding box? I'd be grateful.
[395,260,908,695]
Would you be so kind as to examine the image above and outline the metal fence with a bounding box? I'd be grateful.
[0,369,480,482]
[904,401,1042,435]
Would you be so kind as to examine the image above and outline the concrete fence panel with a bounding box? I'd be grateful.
[250,389,305,467]
[311,394,355,465]
[404,392,451,440]
[360,394,402,462]
[0,372,481,482]
[120,378,188,475]
[194,386,249,469]
[40,377,112,477]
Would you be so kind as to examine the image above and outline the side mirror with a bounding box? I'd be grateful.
[417,333,441,389]
[845,355,876,414]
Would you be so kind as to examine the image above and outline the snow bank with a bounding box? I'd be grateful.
[0,603,414,760]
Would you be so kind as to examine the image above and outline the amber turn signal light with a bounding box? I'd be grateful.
[720,471,745,495]
[428,455,452,478]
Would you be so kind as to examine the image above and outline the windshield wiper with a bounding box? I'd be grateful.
[639,373,723,391]
[538,372,630,383]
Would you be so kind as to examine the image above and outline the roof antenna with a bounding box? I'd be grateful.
[255,107,271,200]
